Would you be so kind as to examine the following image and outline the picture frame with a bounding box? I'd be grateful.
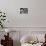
[20,8,28,14]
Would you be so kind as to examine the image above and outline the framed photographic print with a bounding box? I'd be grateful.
[20,8,28,14]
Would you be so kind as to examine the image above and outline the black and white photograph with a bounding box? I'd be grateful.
[20,8,28,14]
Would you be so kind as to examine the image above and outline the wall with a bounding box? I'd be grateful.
[2,0,32,27]
[0,0,46,46]
[31,0,46,27]
[0,0,46,27]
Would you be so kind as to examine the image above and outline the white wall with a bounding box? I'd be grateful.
[0,0,46,27]
[0,1,46,46]
[0,0,31,27]
[31,0,46,27]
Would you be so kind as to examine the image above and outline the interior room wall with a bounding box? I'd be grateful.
[0,0,46,27]
[0,0,46,46]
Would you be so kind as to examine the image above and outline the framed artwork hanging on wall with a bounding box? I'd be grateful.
[20,8,28,14]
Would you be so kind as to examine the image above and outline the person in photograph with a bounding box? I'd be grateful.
[20,8,24,14]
